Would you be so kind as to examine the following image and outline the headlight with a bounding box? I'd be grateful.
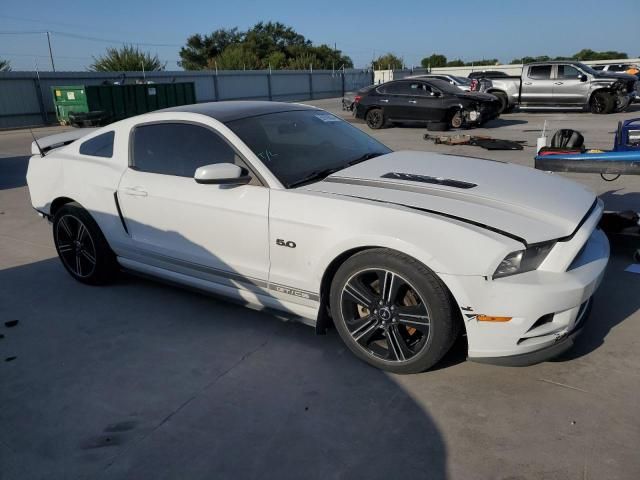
[493,241,556,279]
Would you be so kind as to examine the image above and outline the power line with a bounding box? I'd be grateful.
[0,29,181,47]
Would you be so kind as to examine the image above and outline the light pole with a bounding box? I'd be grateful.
[46,31,55,72]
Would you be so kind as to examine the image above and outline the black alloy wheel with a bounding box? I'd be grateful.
[55,214,97,279]
[52,202,118,284]
[330,249,459,374]
[365,108,385,129]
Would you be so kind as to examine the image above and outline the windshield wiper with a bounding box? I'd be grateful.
[287,152,387,188]
[287,166,346,188]
[348,151,387,166]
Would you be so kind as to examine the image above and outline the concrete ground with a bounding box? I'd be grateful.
[1,103,639,480]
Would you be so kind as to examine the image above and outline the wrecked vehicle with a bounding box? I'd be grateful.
[478,61,638,114]
[485,62,638,113]
[353,78,501,130]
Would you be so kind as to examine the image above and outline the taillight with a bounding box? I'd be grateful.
[354,95,362,103]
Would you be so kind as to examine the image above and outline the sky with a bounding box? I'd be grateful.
[0,0,637,71]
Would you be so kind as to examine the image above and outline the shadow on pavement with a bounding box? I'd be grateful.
[0,254,449,480]
[553,239,640,362]
[0,156,28,190]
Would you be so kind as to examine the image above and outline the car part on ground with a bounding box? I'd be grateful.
[536,121,640,176]
[27,101,609,372]
[354,78,500,130]
[424,133,526,150]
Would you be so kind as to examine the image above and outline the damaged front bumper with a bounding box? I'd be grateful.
[440,204,609,366]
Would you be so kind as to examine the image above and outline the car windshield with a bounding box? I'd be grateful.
[226,110,392,188]
[575,63,599,75]
[426,79,463,94]
[453,76,472,85]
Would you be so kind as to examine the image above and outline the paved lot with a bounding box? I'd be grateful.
[1,103,639,480]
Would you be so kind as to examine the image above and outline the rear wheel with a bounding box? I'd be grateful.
[365,108,385,129]
[330,249,459,374]
[52,202,118,285]
[590,91,614,114]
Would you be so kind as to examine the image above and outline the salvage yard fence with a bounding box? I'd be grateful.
[0,69,374,129]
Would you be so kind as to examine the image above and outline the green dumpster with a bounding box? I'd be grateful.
[52,86,89,125]
[51,82,197,127]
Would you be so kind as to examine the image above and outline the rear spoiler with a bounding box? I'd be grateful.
[31,128,97,156]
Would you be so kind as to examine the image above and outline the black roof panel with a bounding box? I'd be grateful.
[159,100,318,123]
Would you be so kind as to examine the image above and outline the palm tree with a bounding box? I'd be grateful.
[89,45,165,72]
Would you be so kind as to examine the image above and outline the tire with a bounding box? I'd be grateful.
[450,110,464,129]
[426,121,450,132]
[329,249,460,374]
[492,91,508,114]
[365,108,385,129]
[613,95,631,113]
[589,91,614,114]
[52,202,118,285]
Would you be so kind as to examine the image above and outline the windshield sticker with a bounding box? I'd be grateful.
[315,113,340,122]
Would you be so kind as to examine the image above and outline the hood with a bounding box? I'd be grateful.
[595,71,637,82]
[301,151,596,245]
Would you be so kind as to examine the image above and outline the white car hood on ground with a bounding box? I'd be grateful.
[302,151,596,245]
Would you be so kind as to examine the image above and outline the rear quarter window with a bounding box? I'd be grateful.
[528,65,552,80]
[79,131,114,158]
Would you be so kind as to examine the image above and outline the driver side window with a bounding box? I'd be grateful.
[130,123,260,185]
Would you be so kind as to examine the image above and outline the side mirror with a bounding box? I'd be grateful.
[430,91,441,97]
[579,74,587,82]
[194,163,251,185]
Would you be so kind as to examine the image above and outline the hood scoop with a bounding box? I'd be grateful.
[380,172,477,189]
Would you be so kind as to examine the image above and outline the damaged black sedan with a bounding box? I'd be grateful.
[353,78,501,130]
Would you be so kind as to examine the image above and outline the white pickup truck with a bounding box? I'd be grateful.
[479,61,638,114]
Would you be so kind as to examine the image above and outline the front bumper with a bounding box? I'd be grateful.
[470,298,592,366]
[440,218,609,365]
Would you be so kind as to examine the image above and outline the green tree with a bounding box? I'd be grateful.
[446,59,465,67]
[179,22,352,70]
[0,59,10,72]
[421,53,447,69]
[210,44,259,70]
[373,53,403,70]
[179,28,243,70]
[510,55,551,64]
[572,49,627,61]
[89,45,165,72]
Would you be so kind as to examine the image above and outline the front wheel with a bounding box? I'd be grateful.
[450,110,464,129]
[590,91,614,114]
[365,108,386,129]
[52,202,118,285]
[329,249,460,374]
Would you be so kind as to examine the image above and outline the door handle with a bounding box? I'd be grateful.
[122,186,148,197]
[380,99,389,103]
[408,100,417,104]
[554,82,564,85]
[523,82,532,85]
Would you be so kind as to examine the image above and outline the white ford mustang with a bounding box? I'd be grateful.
[27,101,609,373]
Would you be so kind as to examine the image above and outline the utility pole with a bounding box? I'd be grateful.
[46,31,56,72]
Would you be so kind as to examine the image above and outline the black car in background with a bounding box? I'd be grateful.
[467,70,511,79]
[353,78,500,130]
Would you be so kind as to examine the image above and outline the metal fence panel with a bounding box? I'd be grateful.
[0,69,372,129]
